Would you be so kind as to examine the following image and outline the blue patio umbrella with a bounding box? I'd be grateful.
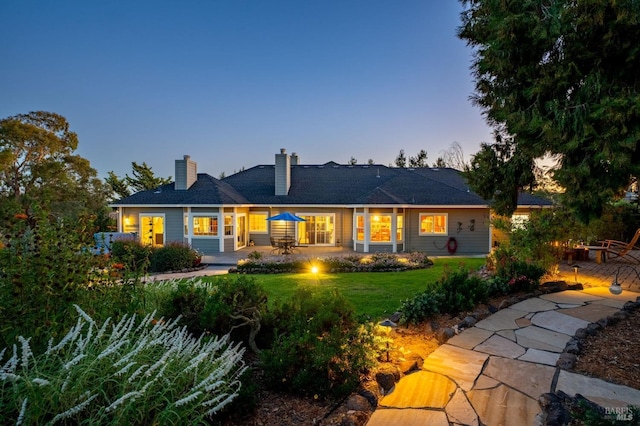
[267,212,305,239]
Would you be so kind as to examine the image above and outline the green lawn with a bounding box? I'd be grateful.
[204,257,485,320]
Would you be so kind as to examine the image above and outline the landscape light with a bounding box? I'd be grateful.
[609,265,640,295]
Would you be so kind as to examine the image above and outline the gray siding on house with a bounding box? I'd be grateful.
[191,238,220,254]
[164,209,185,245]
[224,238,235,252]
[404,208,490,256]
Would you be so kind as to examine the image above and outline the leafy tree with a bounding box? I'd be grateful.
[367,158,374,165]
[0,111,108,217]
[348,156,357,165]
[458,0,640,220]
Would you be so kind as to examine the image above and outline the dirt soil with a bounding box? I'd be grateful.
[224,293,640,426]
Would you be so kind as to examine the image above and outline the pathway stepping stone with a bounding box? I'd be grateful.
[581,286,638,303]
[468,383,540,426]
[540,290,602,305]
[422,344,488,391]
[379,371,456,409]
[447,327,493,349]
[475,308,526,332]
[472,374,500,391]
[446,388,479,426]
[515,325,572,352]
[474,334,526,358]
[509,297,558,312]
[482,356,555,399]
[531,310,590,335]
[518,348,560,366]
[556,370,640,408]
[559,303,620,323]
[367,408,449,426]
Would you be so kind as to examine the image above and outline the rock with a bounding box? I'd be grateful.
[399,358,422,375]
[613,310,631,321]
[375,365,400,394]
[429,320,440,332]
[388,312,402,323]
[346,395,371,411]
[435,327,456,344]
[358,389,378,408]
[623,301,638,312]
[459,316,477,329]
[488,304,498,313]
[596,318,608,328]
[339,410,369,426]
[556,353,577,369]
[586,323,601,335]
[564,338,581,355]
[574,328,587,339]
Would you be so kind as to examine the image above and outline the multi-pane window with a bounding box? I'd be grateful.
[224,215,233,236]
[193,216,218,236]
[356,215,364,241]
[396,215,403,241]
[419,214,447,235]
[370,215,391,242]
[249,212,268,233]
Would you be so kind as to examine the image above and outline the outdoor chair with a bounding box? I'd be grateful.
[270,237,282,254]
[601,228,640,263]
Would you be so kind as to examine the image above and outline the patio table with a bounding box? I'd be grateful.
[278,237,297,255]
[575,245,607,264]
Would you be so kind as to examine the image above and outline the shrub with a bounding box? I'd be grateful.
[0,208,103,350]
[0,305,247,424]
[259,289,375,400]
[149,242,199,272]
[490,246,546,293]
[151,276,268,354]
[400,267,489,324]
[110,239,151,273]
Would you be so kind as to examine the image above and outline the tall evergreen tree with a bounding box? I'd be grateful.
[459,0,640,220]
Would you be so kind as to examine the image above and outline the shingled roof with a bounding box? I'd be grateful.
[113,162,552,207]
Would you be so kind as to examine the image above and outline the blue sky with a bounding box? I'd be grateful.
[1,1,493,180]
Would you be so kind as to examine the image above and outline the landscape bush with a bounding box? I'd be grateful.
[0,305,247,425]
[259,289,375,400]
[234,251,432,274]
[150,276,268,354]
[400,267,490,324]
[110,240,200,273]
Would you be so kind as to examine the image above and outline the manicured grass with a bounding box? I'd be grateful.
[205,258,485,320]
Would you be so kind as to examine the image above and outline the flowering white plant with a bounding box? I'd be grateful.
[0,304,246,424]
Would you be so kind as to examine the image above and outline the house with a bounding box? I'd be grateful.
[111,150,552,256]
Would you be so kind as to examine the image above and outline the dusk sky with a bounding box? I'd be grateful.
[1,1,494,180]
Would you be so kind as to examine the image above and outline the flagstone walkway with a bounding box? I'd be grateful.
[367,287,640,426]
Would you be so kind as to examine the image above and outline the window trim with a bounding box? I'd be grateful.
[418,213,448,236]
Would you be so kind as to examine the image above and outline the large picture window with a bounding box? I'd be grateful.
[249,212,268,233]
[193,216,218,236]
[370,215,391,242]
[419,213,447,235]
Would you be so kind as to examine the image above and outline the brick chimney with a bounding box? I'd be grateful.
[175,155,197,190]
[275,148,290,195]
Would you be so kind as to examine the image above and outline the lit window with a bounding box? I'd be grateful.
[193,216,218,236]
[249,213,268,233]
[356,215,364,241]
[419,214,447,235]
[396,215,403,241]
[370,215,391,242]
[224,215,233,236]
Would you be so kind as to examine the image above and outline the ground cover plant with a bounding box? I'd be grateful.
[0,305,247,425]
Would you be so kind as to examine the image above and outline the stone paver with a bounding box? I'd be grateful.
[531,310,590,335]
[540,290,603,305]
[515,325,572,352]
[518,348,560,366]
[367,408,449,426]
[475,308,526,332]
[467,383,540,426]
[474,334,526,359]
[556,370,640,409]
[445,388,479,426]
[509,297,558,312]
[482,357,556,400]
[379,371,456,409]
[422,345,488,392]
[559,303,620,323]
[367,282,640,426]
[447,327,493,350]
